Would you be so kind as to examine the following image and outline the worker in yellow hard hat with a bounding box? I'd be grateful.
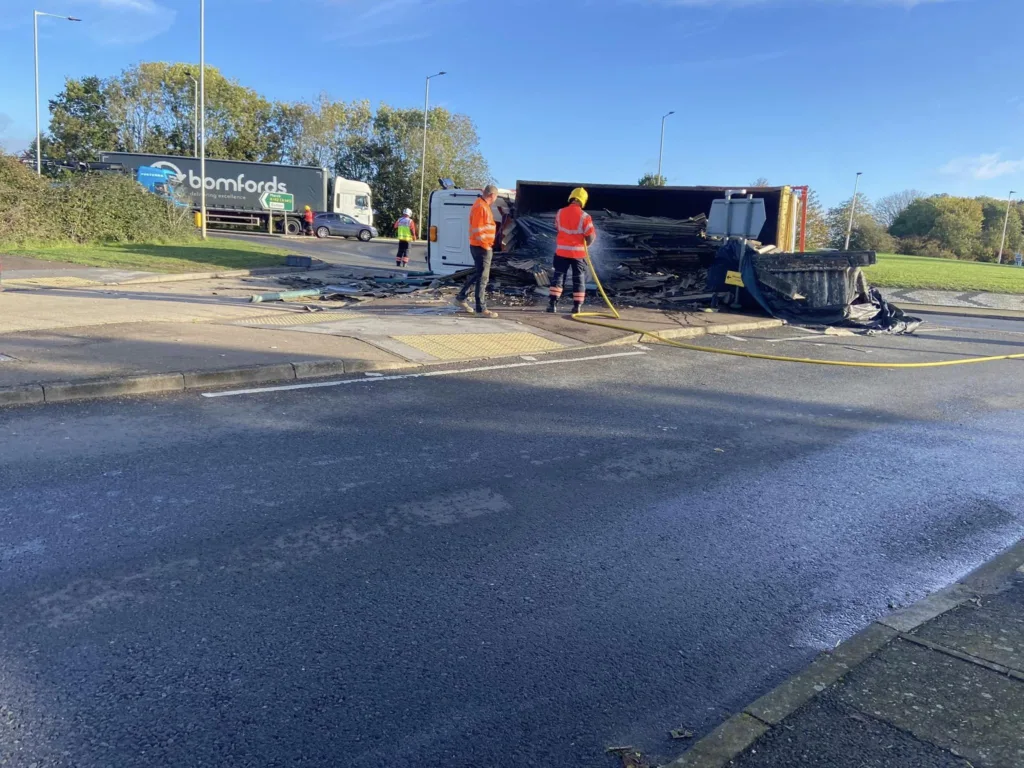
[303,205,315,237]
[548,187,596,313]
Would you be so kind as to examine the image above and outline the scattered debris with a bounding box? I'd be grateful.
[605,746,650,768]
[670,728,695,741]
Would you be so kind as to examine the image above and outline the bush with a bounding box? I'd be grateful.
[896,236,960,261]
[0,154,197,247]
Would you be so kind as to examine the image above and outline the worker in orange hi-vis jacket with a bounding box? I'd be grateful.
[454,184,500,318]
[547,187,596,314]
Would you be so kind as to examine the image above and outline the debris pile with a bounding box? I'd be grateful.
[480,210,720,307]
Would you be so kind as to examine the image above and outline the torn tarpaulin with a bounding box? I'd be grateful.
[709,240,921,334]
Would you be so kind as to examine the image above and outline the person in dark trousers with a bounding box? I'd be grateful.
[394,208,417,267]
[303,205,315,236]
[454,185,500,318]
[548,187,596,314]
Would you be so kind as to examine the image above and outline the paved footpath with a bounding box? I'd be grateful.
[666,540,1024,768]
[0,265,780,405]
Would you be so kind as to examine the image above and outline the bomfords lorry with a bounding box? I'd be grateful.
[100,152,373,235]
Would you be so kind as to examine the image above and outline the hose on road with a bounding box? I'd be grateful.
[571,246,1024,369]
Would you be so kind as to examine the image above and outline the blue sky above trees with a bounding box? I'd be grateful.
[0,0,1020,206]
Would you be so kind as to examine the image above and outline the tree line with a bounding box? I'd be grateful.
[36,62,492,226]
[805,189,1022,261]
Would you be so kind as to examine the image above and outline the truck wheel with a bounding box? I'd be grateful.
[358,229,372,242]
[285,219,302,236]
[316,226,330,239]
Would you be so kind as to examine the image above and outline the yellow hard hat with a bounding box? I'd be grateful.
[568,187,588,208]
[305,205,311,211]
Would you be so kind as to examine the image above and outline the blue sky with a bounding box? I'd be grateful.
[0,0,1021,206]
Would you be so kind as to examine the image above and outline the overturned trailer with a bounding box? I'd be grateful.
[426,180,914,331]
[427,182,804,276]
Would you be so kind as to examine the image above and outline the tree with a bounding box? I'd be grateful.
[979,197,1023,262]
[890,198,939,239]
[47,76,119,162]
[638,173,666,187]
[751,177,770,187]
[875,189,923,229]
[826,194,894,252]
[799,189,828,250]
[335,104,490,227]
[930,196,983,260]
[279,94,372,169]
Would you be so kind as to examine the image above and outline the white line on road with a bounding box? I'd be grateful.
[201,351,648,399]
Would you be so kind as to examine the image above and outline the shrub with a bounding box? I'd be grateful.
[0,154,197,247]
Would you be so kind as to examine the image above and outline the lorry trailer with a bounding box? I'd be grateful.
[427,181,805,276]
[100,152,373,235]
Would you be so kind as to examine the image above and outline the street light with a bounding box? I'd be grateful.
[199,0,207,239]
[34,10,81,175]
[184,70,198,158]
[657,111,675,183]
[418,70,446,238]
[997,190,1017,265]
[844,171,863,251]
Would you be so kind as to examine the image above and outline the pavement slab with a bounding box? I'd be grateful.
[836,639,1024,768]
[729,695,971,768]
[911,577,1024,674]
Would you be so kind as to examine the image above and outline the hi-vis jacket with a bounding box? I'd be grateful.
[469,196,496,249]
[554,203,596,259]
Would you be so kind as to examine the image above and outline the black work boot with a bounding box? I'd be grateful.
[571,302,583,314]
[546,297,557,313]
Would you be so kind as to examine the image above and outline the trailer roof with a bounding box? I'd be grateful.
[101,151,328,173]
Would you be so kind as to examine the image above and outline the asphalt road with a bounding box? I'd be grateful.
[2,325,1024,767]
[214,231,429,273]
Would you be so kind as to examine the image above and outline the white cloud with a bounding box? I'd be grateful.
[941,153,1024,181]
[65,0,176,44]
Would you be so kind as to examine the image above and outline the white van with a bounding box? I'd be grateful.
[426,188,514,275]
[333,178,374,227]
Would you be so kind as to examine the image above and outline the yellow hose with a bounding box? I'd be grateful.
[571,245,1024,369]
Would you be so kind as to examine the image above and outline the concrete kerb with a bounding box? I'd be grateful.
[42,373,186,404]
[659,537,1024,768]
[599,318,785,346]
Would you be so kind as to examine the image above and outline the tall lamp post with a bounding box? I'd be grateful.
[657,111,674,183]
[34,10,81,175]
[199,0,207,239]
[418,70,446,238]
[184,70,199,158]
[997,190,1017,265]
[844,171,863,251]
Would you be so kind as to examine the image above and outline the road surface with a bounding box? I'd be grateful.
[2,324,1023,767]
[214,231,429,273]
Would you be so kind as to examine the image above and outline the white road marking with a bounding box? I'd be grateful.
[201,351,648,399]
[724,335,748,342]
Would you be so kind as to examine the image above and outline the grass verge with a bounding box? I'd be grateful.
[2,238,289,273]
[865,253,1024,295]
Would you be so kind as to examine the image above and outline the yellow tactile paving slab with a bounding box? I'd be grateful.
[391,332,563,361]
[2,276,101,289]
[233,312,361,327]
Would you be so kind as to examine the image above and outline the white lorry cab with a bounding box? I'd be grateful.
[427,187,514,275]
[333,178,374,227]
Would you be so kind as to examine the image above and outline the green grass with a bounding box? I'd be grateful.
[2,238,290,273]
[864,253,1024,295]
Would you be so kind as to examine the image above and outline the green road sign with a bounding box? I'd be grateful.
[260,191,295,212]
